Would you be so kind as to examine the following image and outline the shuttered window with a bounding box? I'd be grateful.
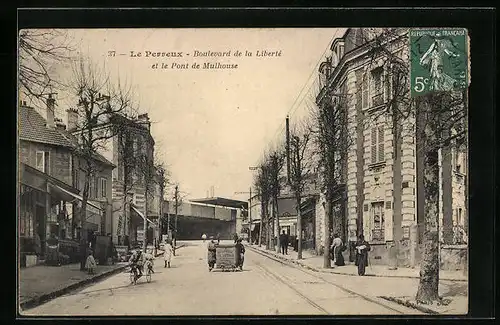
[378,126,385,162]
[371,125,385,164]
[362,73,369,109]
[371,128,377,164]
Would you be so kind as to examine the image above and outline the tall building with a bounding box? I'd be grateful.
[316,28,467,266]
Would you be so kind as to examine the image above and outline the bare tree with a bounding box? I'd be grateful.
[267,147,286,253]
[289,121,314,260]
[67,58,138,270]
[19,29,74,104]
[254,161,271,248]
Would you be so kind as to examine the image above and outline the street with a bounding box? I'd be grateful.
[22,241,422,316]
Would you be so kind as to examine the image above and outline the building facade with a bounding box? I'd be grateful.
[86,112,159,246]
[316,28,468,266]
[19,98,113,266]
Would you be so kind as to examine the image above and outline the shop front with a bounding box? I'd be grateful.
[19,163,81,267]
[300,196,317,251]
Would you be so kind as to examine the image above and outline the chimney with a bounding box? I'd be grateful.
[46,94,56,129]
[54,117,66,131]
[137,113,151,131]
[67,108,78,132]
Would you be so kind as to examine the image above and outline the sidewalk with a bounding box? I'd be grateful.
[249,244,468,282]
[19,244,184,311]
[249,245,468,315]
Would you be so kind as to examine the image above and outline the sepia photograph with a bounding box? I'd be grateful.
[17,26,470,316]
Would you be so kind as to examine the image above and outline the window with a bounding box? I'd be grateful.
[371,125,385,164]
[35,151,50,173]
[94,176,99,198]
[361,72,369,109]
[371,67,384,106]
[371,202,385,241]
[100,178,107,198]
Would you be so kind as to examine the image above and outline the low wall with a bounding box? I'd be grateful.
[440,244,467,271]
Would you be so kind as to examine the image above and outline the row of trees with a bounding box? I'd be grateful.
[253,28,468,304]
[19,29,171,269]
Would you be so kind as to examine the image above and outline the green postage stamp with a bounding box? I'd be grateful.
[410,28,469,97]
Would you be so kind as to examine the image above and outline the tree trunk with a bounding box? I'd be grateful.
[258,202,263,247]
[415,95,441,304]
[265,204,270,250]
[143,190,148,253]
[275,196,281,253]
[80,173,91,271]
[296,195,303,260]
[323,197,332,268]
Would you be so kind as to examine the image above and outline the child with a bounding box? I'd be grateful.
[85,251,97,275]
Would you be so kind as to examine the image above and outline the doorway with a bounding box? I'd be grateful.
[35,204,46,256]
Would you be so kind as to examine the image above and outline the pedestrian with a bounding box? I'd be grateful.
[233,233,238,243]
[207,236,217,271]
[85,250,97,275]
[34,230,42,258]
[279,230,289,255]
[163,240,173,268]
[235,238,245,270]
[46,233,60,266]
[144,249,155,273]
[355,234,370,276]
[330,234,345,267]
[202,233,207,243]
[217,233,222,244]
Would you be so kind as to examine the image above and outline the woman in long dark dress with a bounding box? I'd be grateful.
[355,234,370,276]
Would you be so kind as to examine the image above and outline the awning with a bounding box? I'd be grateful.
[189,197,248,209]
[50,184,102,212]
[131,205,158,227]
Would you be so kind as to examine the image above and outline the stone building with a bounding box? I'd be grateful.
[315,28,468,267]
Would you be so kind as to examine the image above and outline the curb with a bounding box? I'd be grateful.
[20,244,187,312]
[248,245,467,282]
[19,264,128,311]
[248,246,424,314]
[379,296,440,315]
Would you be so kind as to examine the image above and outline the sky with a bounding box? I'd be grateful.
[24,28,345,201]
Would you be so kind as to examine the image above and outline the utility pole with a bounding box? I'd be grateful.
[249,187,252,244]
[174,184,178,255]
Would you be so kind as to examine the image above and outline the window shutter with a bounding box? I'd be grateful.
[362,73,368,108]
[44,151,50,175]
[36,152,44,172]
[385,66,391,102]
[378,126,385,162]
[371,127,377,164]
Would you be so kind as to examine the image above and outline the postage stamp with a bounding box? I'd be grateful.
[409,28,469,97]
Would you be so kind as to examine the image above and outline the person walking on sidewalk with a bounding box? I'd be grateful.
[85,250,97,275]
[279,230,289,255]
[355,234,370,276]
[207,236,217,271]
[330,234,345,267]
[163,240,173,268]
[202,233,207,243]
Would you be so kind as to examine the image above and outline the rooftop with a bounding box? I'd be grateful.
[189,197,248,210]
[18,106,73,148]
